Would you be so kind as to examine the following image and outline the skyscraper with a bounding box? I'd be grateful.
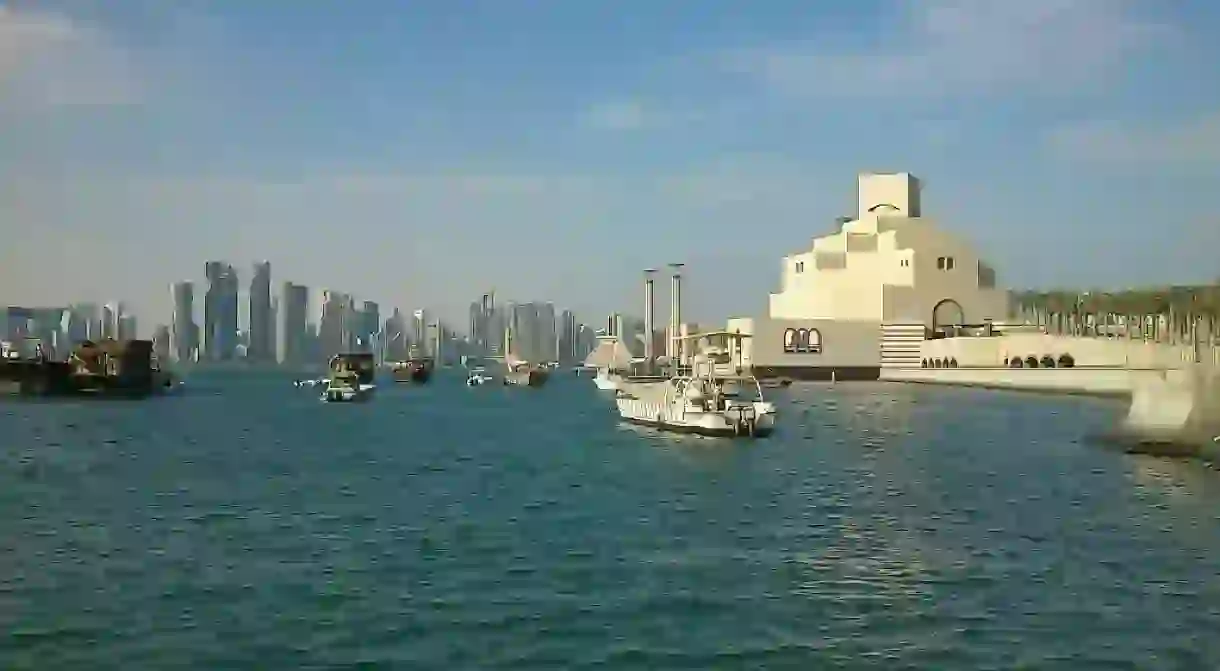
[558,309,579,364]
[68,303,100,345]
[102,302,123,340]
[279,282,309,366]
[531,302,556,364]
[152,324,171,362]
[248,261,273,362]
[468,300,483,352]
[412,309,428,354]
[319,290,351,357]
[204,261,239,361]
[358,301,379,353]
[382,309,405,361]
[117,314,138,340]
[171,281,197,363]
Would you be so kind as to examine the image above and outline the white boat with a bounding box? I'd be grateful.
[466,367,493,386]
[322,377,376,402]
[294,377,327,388]
[615,332,777,438]
[593,367,625,391]
[321,353,376,402]
[585,335,637,392]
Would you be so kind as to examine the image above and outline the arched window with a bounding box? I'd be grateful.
[784,326,824,354]
[867,203,901,214]
[806,328,822,354]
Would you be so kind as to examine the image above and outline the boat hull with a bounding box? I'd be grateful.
[0,359,163,398]
[621,413,776,438]
[504,369,549,388]
[615,395,777,438]
[593,372,621,391]
[322,384,376,402]
[391,360,432,384]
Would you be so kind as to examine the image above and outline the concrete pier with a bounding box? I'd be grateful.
[1121,364,1220,459]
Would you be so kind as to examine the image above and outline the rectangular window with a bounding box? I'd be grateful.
[936,256,945,270]
[946,257,955,270]
[795,261,804,273]
[977,262,996,288]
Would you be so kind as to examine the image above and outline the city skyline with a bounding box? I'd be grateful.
[4,2,1220,324]
[3,258,604,368]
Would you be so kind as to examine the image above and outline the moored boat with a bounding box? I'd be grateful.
[1,338,170,398]
[322,353,376,402]
[503,363,549,387]
[466,367,493,386]
[389,351,433,384]
[615,332,777,438]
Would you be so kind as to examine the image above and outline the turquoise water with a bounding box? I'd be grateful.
[2,372,1220,669]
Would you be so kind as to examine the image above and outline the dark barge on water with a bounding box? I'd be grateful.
[0,338,176,398]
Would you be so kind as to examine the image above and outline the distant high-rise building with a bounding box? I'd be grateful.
[319,290,352,357]
[355,300,379,353]
[170,282,197,362]
[248,261,273,362]
[117,314,138,340]
[538,302,557,363]
[204,261,239,361]
[152,324,171,362]
[412,309,428,354]
[102,302,124,340]
[279,282,309,366]
[468,301,483,351]
[67,303,100,345]
[558,309,579,364]
[381,309,406,361]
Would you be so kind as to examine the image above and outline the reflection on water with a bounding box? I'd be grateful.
[2,372,1220,668]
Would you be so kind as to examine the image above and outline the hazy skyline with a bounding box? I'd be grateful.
[3,0,1219,327]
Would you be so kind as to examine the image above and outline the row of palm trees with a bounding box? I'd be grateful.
[1010,284,1219,347]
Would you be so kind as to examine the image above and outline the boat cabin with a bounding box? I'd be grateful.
[329,353,376,385]
[674,330,754,376]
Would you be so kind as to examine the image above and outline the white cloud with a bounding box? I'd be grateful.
[580,100,652,130]
[577,99,714,131]
[0,5,139,109]
[1046,113,1220,166]
[719,0,1173,99]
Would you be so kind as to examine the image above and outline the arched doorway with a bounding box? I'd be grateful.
[931,299,965,332]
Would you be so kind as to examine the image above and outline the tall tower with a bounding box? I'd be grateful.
[643,269,656,371]
[249,261,272,362]
[668,263,684,365]
[171,281,196,362]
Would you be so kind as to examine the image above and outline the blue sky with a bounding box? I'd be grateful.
[2,0,1219,329]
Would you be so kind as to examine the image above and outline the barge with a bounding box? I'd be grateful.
[0,338,168,398]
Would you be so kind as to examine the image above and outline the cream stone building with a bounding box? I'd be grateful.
[727,172,1010,379]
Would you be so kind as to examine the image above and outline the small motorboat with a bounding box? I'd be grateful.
[466,367,493,386]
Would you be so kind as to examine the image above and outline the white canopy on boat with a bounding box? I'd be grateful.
[584,338,634,369]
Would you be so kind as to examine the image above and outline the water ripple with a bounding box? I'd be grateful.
[1,374,1219,668]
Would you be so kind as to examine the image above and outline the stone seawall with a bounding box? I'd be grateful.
[1121,365,1220,459]
[878,367,1167,397]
